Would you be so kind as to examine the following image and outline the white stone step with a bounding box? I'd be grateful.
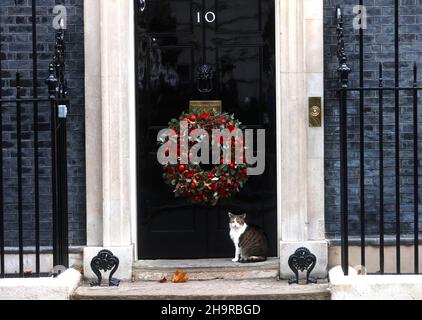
[72,278,330,300]
[132,258,280,281]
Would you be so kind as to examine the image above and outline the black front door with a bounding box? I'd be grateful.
[135,0,277,259]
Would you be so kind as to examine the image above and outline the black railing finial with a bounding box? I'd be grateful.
[336,6,351,88]
[46,63,58,98]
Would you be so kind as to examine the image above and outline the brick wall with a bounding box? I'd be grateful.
[0,0,85,246]
[324,0,422,239]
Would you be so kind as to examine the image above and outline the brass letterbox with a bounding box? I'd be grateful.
[189,100,222,114]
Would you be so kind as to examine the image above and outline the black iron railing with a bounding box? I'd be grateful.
[337,5,422,275]
[0,0,69,277]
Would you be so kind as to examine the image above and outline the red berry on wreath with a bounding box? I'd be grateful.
[190,182,197,189]
[209,173,215,179]
[228,123,236,132]
[189,115,197,122]
[221,118,227,125]
[229,163,236,169]
[194,196,200,202]
[202,113,210,120]
[185,172,194,179]
[167,166,174,174]
[178,165,186,173]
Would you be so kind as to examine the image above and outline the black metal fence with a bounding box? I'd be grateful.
[0,1,68,277]
[337,4,422,275]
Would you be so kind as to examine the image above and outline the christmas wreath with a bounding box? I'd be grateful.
[160,111,249,206]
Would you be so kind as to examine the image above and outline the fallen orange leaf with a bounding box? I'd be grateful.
[172,270,189,283]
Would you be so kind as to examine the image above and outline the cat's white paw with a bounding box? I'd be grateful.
[232,258,239,262]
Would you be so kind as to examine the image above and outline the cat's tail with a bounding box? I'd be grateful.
[239,256,267,263]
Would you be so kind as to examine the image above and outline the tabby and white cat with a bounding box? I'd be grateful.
[229,212,269,263]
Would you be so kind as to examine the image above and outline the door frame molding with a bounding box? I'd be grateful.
[83,0,328,281]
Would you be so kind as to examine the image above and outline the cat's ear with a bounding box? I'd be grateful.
[240,213,247,220]
[228,212,234,218]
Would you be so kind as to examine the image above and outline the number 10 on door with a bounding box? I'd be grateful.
[197,11,216,24]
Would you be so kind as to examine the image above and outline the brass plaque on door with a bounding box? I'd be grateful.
[189,100,222,114]
[309,97,322,127]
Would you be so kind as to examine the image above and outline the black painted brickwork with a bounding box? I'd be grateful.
[324,0,422,239]
[0,0,85,247]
